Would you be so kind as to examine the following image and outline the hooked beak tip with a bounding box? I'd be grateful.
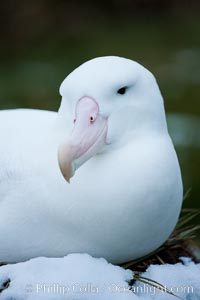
[60,166,74,183]
[63,173,71,183]
[58,143,75,183]
[66,178,71,184]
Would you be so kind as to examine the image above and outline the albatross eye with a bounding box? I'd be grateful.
[117,86,127,95]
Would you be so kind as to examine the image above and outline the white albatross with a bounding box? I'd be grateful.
[0,56,183,264]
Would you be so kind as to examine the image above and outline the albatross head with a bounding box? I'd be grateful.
[58,56,167,182]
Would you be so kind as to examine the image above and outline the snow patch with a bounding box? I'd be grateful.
[0,254,199,300]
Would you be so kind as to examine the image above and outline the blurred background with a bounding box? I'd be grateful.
[0,0,199,223]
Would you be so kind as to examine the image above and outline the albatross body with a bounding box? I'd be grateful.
[0,57,183,263]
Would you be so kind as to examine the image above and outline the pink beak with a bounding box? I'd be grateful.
[58,97,108,182]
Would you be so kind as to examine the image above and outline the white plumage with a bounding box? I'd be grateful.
[0,56,183,263]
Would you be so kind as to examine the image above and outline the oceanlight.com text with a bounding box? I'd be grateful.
[24,282,194,296]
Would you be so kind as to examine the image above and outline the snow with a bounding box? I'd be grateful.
[136,258,200,300]
[0,254,199,300]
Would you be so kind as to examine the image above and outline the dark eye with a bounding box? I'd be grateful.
[117,86,127,95]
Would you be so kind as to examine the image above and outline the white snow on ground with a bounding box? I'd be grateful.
[135,257,200,300]
[0,254,199,300]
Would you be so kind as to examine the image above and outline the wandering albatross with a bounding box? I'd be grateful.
[0,56,183,264]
